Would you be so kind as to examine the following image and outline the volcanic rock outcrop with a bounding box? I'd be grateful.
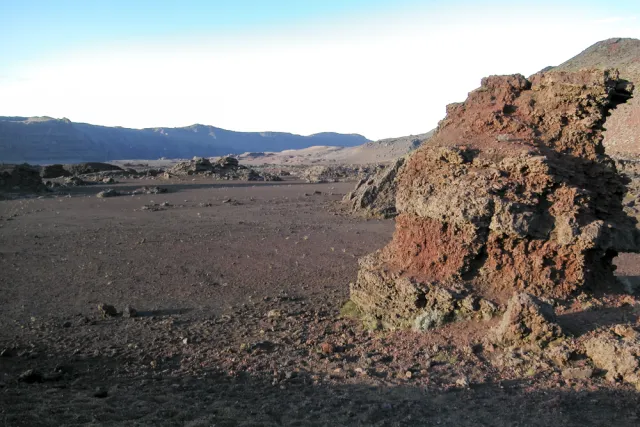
[350,69,640,330]
[343,157,405,218]
[167,156,264,180]
[0,164,47,194]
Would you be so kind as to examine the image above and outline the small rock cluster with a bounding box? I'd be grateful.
[0,163,47,194]
[167,156,270,181]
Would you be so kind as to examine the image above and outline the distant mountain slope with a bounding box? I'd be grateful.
[0,117,370,163]
[237,131,435,165]
[551,38,640,159]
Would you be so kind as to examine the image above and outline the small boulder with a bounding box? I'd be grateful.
[489,293,563,348]
[97,189,120,198]
[585,326,640,388]
[98,303,118,317]
[123,306,138,318]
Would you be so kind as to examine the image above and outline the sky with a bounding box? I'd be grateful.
[1,0,640,141]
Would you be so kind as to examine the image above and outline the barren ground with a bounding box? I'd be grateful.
[1,178,640,426]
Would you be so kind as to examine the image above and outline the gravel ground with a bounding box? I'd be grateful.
[1,178,639,426]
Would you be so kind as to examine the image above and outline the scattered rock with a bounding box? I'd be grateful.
[456,376,470,388]
[562,367,594,380]
[168,156,264,180]
[18,369,43,384]
[93,387,108,398]
[98,303,118,317]
[63,176,90,186]
[343,157,405,218]
[97,189,120,198]
[132,186,168,195]
[320,342,335,355]
[301,165,369,183]
[123,306,138,318]
[267,309,282,319]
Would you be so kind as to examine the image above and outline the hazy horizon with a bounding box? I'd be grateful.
[2,0,640,141]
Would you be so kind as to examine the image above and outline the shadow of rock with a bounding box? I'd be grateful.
[558,306,640,336]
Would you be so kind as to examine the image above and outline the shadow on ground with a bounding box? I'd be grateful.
[1,345,639,427]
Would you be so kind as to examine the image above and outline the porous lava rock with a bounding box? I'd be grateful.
[585,325,640,388]
[489,293,563,348]
[343,157,405,218]
[301,165,371,183]
[350,69,640,330]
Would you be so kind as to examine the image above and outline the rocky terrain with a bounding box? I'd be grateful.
[3,39,640,426]
[342,157,406,218]
[0,117,369,163]
[1,177,640,426]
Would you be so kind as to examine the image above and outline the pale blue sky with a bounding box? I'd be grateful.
[2,0,640,139]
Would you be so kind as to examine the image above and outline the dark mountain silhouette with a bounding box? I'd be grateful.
[0,116,370,163]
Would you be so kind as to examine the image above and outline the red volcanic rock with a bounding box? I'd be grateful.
[350,69,640,329]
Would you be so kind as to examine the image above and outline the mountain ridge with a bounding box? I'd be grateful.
[0,116,370,163]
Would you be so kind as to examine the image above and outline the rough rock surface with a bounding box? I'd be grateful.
[343,157,405,218]
[0,163,47,194]
[168,156,262,180]
[40,164,71,178]
[617,159,640,221]
[351,69,640,329]
[301,165,370,183]
[490,293,563,348]
[585,325,640,388]
[552,38,640,160]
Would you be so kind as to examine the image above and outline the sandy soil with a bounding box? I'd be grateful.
[1,178,640,426]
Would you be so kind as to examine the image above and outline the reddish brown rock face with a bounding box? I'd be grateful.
[350,69,640,329]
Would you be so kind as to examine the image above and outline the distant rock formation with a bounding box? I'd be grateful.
[342,157,406,218]
[350,69,640,330]
[300,165,373,183]
[0,164,47,194]
[167,156,272,181]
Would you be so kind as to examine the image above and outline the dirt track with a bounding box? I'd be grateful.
[1,179,639,426]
